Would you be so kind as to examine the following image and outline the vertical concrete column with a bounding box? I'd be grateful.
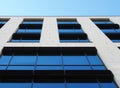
[40,17,59,45]
[77,17,120,86]
[0,17,23,53]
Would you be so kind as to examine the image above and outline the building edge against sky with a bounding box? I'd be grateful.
[0,16,120,88]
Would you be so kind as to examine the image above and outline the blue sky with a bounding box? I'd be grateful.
[0,0,120,16]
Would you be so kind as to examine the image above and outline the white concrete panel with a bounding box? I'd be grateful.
[114,43,120,47]
[110,17,120,25]
[40,17,59,45]
[5,43,95,47]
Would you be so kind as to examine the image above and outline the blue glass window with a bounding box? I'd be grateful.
[63,56,89,65]
[93,21,113,24]
[60,38,89,43]
[10,56,36,65]
[58,19,89,43]
[92,19,120,43]
[36,66,63,70]
[64,66,91,70]
[100,82,118,88]
[92,66,106,70]
[22,21,43,24]
[17,29,41,34]
[80,39,89,42]
[101,28,120,34]
[57,18,79,24]
[37,56,62,65]
[21,40,39,42]
[11,40,39,43]
[91,19,113,24]
[17,29,25,33]
[33,83,65,88]
[7,66,34,70]
[0,47,118,88]
[0,55,11,65]
[60,40,80,43]
[59,29,83,34]
[87,55,103,65]
[25,29,41,33]
[102,29,120,42]
[19,40,39,43]
[111,40,120,42]
[0,21,7,24]
[0,66,6,70]
[67,83,99,88]
[74,29,83,33]
[10,40,21,42]
[57,22,78,24]
[0,83,31,88]
[10,19,42,43]
[0,53,106,71]
[116,29,120,33]
[102,29,116,33]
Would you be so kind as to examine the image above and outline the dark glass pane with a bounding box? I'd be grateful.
[67,83,99,88]
[0,83,31,88]
[0,55,11,65]
[10,56,36,65]
[33,83,65,88]
[63,56,89,65]
[37,56,62,65]
[36,66,63,70]
[87,55,103,65]
[64,66,91,70]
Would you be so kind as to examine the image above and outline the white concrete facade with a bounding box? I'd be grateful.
[0,16,120,87]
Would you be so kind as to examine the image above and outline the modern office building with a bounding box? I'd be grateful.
[0,16,120,88]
